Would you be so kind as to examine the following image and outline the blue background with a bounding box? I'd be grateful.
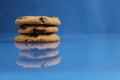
[0,0,120,34]
[1,0,120,80]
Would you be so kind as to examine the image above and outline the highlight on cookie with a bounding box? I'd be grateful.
[14,16,61,43]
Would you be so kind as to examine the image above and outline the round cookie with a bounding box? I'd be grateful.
[18,26,58,34]
[15,16,61,26]
[15,34,60,43]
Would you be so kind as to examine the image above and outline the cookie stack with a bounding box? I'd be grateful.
[14,16,61,43]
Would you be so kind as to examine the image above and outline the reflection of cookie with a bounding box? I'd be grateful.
[15,42,60,50]
[19,49,59,59]
[15,34,60,43]
[17,55,61,68]
[18,26,58,34]
[15,16,61,26]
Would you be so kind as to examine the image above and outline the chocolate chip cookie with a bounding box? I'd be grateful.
[18,25,58,34]
[15,34,60,43]
[15,16,61,26]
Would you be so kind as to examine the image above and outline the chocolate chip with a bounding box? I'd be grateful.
[29,33,38,37]
[34,34,38,37]
[28,29,46,38]
[33,29,40,34]
[29,30,40,37]
[39,17,45,23]
[25,39,28,42]
[19,25,26,30]
[34,29,45,34]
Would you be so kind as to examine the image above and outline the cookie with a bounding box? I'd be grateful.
[18,25,58,34]
[15,34,60,43]
[15,16,61,26]
[15,42,60,50]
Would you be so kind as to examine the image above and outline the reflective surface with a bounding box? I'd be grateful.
[1,34,120,80]
[15,42,61,68]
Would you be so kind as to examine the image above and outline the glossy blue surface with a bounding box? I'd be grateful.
[1,33,120,80]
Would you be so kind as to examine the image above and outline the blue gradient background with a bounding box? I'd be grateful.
[0,0,120,34]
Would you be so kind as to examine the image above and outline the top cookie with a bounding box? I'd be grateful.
[15,16,61,26]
